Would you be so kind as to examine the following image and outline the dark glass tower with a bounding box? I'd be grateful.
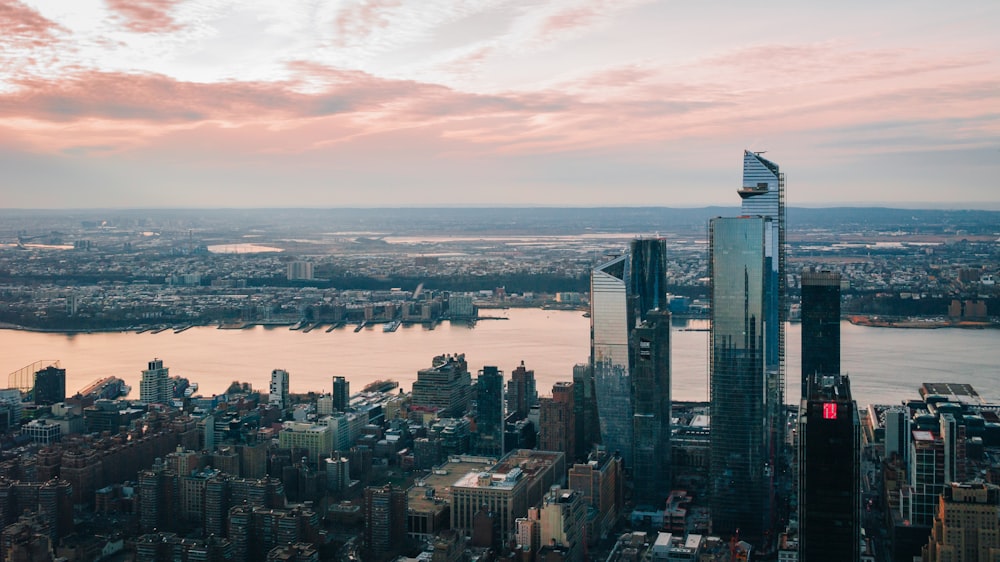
[708,216,769,542]
[332,376,350,411]
[474,366,505,457]
[33,366,66,405]
[798,374,860,562]
[590,238,667,467]
[801,269,841,398]
[630,309,671,506]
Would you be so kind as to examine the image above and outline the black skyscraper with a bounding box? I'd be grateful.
[33,366,66,405]
[474,366,505,456]
[801,269,841,399]
[798,374,860,562]
[332,376,349,411]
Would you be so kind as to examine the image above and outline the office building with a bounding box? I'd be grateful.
[451,450,566,544]
[798,374,860,562]
[32,366,65,406]
[707,151,786,544]
[270,369,289,410]
[508,361,538,420]
[590,238,667,467]
[363,484,407,562]
[630,310,671,506]
[332,376,349,412]
[740,150,787,465]
[538,487,587,562]
[708,215,770,542]
[411,354,472,418]
[286,261,313,281]
[922,482,1000,562]
[801,269,841,398]
[572,363,599,460]
[568,451,623,540]
[140,358,172,404]
[538,382,575,461]
[278,421,332,465]
[474,366,505,457]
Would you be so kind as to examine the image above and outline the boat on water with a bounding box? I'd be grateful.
[383,320,401,332]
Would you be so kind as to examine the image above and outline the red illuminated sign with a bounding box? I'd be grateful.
[822,403,838,420]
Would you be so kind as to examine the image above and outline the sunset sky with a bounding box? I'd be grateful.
[2,0,998,208]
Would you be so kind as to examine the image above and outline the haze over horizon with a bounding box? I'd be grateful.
[2,1,998,209]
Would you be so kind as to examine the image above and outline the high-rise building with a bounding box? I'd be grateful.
[140,358,172,404]
[474,366,505,457]
[798,374,860,562]
[801,269,842,398]
[740,150,787,468]
[568,451,623,541]
[708,215,770,542]
[708,151,786,544]
[572,363,598,461]
[270,369,289,410]
[630,309,671,506]
[921,482,1000,562]
[332,376,349,412]
[32,366,65,406]
[411,354,472,418]
[537,486,587,562]
[538,382,575,460]
[590,238,667,467]
[363,484,407,562]
[508,361,538,420]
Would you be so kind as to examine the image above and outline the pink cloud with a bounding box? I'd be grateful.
[333,0,402,47]
[105,0,184,33]
[0,0,64,48]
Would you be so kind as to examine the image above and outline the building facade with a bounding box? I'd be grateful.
[708,215,770,542]
[332,376,349,412]
[269,369,290,410]
[474,366,505,457]
[798,374,860,562]
[590,238,667,468]
[32,366,65,406]
[630,310,671,506]
[411,354,472,418]
[801,269,841,399]
[922,482,1000,562]
[508,361,538,421]
[538,382,575,461]
[140,358,172,404]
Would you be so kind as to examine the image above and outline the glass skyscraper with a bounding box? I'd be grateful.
[590,238,668,468]
[708,216,769,542]
[708,151,786,545]
[801,269,842,399]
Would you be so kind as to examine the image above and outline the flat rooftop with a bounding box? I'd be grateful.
[408,457,495,513]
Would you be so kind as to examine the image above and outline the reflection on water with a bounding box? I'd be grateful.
[0,310,996,407]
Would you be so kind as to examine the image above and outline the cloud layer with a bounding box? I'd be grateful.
[1,0,998,207]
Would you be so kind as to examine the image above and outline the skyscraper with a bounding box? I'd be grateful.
[140,358,172,404]
[708,151,786,544]
[590,238,667,467]
[270,369,289,410]
[332,376,349,412]
[32,366,65,406]
[363,484,407,561]
[508,361,538,420]
[538,381,575,460]
[630,309,671,506]
[708,215,770,542]
[922,482,1000,562]
[798,374,860,562]
[411,354,472,418]
[474,366,505,457]
[801,269,842,398]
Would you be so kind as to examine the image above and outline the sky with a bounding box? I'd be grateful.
[1,0,998,209]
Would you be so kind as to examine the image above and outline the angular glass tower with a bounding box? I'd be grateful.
[709,216,769,542]
[589,238,668,467]
[591,253,632,464]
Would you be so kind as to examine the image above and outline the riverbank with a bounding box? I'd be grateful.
[847,315,997,329]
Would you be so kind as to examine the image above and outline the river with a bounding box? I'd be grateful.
[1,308,997,407]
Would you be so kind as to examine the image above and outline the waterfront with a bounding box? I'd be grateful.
[0,308,997,407]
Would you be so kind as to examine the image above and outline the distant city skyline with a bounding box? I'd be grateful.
[1,1,998,208]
